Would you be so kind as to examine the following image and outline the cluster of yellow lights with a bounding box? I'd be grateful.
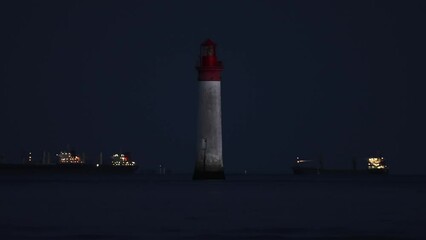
[57,152,83,164]
[112,161,136,166]
[368,157,387,169]
[111,153,135,166]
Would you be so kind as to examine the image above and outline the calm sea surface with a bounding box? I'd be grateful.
[0,174,425,239]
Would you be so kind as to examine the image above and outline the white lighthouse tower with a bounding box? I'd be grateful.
[193,39,225,180]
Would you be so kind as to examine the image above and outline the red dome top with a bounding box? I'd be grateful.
[201,39,216,46]
[197,39,223,81]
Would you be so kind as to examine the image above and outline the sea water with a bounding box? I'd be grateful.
[0,174,425,239]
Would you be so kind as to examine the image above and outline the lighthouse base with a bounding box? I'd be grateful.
[193,170,225,180]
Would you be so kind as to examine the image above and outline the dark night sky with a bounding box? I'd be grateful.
[1,0,426,174]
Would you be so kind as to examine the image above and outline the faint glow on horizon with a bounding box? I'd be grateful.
[296,159,313,164]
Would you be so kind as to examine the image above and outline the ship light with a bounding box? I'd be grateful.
[368,157,387,169]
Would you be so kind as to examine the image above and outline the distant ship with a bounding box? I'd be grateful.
[0,151,138,174]
[102,152,138,173]
[292,156,389,175]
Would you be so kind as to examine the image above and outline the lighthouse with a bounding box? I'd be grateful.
[193,39,225,180]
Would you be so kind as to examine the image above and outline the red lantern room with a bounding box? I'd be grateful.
[197,39,223,81]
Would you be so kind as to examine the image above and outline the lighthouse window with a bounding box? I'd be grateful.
[203,46,214,56]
